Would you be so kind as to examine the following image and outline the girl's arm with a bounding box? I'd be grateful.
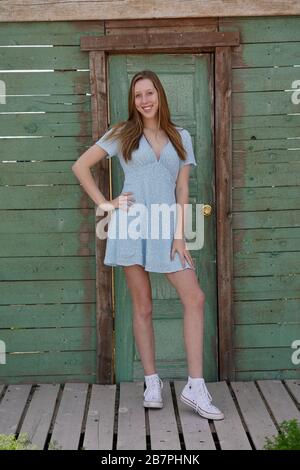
[72,144,110,206]
[172,166,195,269]
[174,165,191,239]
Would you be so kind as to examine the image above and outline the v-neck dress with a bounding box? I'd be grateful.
[95,126,198,273]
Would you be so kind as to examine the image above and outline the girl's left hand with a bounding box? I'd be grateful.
[171,238,195,270]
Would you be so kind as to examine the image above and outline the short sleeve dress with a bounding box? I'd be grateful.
[95,126,197,273]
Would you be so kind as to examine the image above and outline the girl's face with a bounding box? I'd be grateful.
[134,78,159,120]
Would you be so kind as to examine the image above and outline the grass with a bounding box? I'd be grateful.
[264,419,300,450]
[0,433,38,450]
[0,433,63,450]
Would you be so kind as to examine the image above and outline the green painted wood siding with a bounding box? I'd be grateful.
[1,16,300,384]
[0,21,105,383]
[220,16,300,380]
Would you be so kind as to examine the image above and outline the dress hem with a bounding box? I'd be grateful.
[103,260,195,273]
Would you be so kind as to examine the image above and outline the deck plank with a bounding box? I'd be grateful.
[49,383,88,450]
[0,384,31,435]
[207,382,252,449]
[174,380,216,450]
[257,380,300,425]
[148,381,181,450]
[83,384,116,450]
[285,380,300,406]
[231,381,277,449]
[117,381,146,450]
[19,383,60,449]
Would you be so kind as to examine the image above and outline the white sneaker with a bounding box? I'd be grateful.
[143,375,163,408]
[180,379,224,420]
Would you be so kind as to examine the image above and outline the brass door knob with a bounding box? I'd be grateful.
[203,204,212,216]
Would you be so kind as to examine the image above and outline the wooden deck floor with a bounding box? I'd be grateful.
[0,380,299,450]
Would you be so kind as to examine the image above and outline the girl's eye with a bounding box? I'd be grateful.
[136,92,153,97]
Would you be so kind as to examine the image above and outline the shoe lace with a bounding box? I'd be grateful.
[144,376,163,399]
[194,383,213,413]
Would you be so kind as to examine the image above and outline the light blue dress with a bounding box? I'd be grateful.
[95,126,197,273]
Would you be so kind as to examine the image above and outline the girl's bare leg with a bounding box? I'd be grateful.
[123,265,156,376]
[164,268,205,377]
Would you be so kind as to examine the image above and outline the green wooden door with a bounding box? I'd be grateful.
[108,54,217,383]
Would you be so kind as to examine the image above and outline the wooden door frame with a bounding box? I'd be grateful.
[81,30,239,383]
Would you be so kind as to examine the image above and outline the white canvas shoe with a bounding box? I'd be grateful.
[180,379,224,420]
[143,375,164,408]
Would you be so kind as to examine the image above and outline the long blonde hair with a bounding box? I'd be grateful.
[101,70,188,163]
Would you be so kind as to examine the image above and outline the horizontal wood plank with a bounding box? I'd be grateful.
[0,256,95,280]
[0,20,104,45]
[0,186,94,210]
[233,160,300,188]
[233,114,300,141]
[105,17,218,29]
[0,71,90,98]
[232,42,300,68]
[220,16,300,43]
[236,370,300,380]
[233,186,300,211]
[233,91,300,116]
[0,279,96,304]
[0,113,92,137]
[0,46,88,70]
[0,351,96,378]
[235,324,300,348]
[0,161,85,186]
[81,31,240,51]
[0,137,92,163]
[0,303,96,329]
[235,348,299,371]
[234,298,300,325]
[1,1,300,22]
[234,252,300,276]
[234,226,300,254]
[1,327,96,353]
[233,210,300,229]
[233,274,300,300]
[232,67,300,92]
[0,209,95,234]
[0,233,95,257]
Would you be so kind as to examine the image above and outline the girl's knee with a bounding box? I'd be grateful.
[133,300,153,320]
[182,289,205,310]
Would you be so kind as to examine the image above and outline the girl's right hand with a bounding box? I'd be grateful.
[112,192,135,212]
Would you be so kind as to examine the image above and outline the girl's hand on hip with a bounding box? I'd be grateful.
[171,238,195,269]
